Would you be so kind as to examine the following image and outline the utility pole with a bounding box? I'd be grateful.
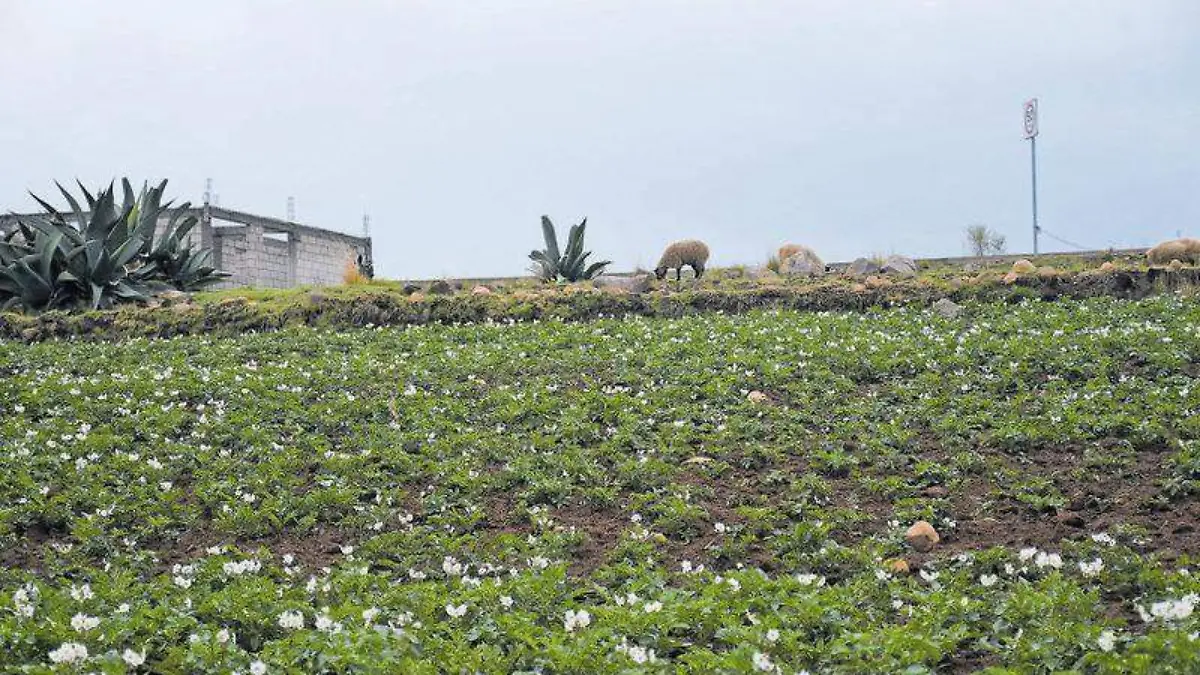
[1023,98,1040,255]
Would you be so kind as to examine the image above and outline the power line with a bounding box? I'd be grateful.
[1038,228,1090,251]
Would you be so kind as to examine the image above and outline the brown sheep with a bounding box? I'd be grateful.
[655,240,710,281]
[1146,238,1200,266]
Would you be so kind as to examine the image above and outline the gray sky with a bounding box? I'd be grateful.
[2,1,1197,278]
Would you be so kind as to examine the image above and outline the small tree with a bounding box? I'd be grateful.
[965,224,1006,257]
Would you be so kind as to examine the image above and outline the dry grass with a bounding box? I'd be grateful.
[342,257,369,285]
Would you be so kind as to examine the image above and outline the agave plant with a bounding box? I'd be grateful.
[528,215,610,282]
[0,221,73,310]
[142,207,229,291]
[0,178,228,312]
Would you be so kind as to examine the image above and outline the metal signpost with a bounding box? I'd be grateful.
[1023,98,1040,255]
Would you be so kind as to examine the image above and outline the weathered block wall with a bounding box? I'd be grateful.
[294,233,360,286]
[212,230,249,289]
[260,239,292,289]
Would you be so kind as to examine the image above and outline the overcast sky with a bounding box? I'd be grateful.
[2,1,1197,278]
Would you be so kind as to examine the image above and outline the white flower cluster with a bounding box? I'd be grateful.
[614,638,657,664]
[173,563,196,589]
[277,610,305,630]
[12,584,37,618]
[563,609,591,632]
[752,651,779,673]
[71,613,100,632]
[1137,594,1197,623]
[48,642,88,664]
[223,559,262,577]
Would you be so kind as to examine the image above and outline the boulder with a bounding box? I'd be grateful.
[593,274,653,294]
[747,390,769,404]
[846,258,881,277]
[780,249,825,277]
[402,283,421,295]
[471,285,492,296]
[932,298,962,319]
[1011,259,1036,274]
[881,255,918,277]
[905,521,940,552]
[1099,261,1116,273]
[427,280,453,295]
[747,266,780,281]
[1002,271,1020,284]
[886,558,910,575]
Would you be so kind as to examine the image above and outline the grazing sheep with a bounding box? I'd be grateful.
[1147,238,1200,266]
[655,240,710,281]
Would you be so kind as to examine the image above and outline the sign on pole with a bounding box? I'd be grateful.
[1023,98,1039,139]
[1024,98,1040,254]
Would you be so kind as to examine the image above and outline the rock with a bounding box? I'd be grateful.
[402,283,421,295]
[865,275,892,289]
[905,521,940,552]
[851,283,868,293]
[964,261,981,273]
[780,249,825,276]
[1169,259,1185,272]
[594,274,653,294]
[881,255,918,277]
[1002,271,1020,284]
[408,291,426,302]
[921,485,949,498]
[1056,512,1085,528]
[747,266,780,281]
[846,257,881,277]
[1037,266,1059,279]
[1011,259,1036,274]
[1099,261,1116,273]
[471,285,492,296]
[932,298,962,319]
[157,290,189,306]
[427,280,453,295]
[886,558,910,575]
[747,390,769,404]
